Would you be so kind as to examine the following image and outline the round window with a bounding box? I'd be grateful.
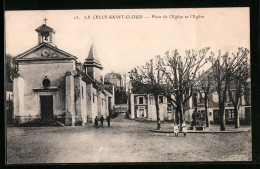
[42,77,50,88]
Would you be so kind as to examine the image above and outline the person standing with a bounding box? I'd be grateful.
[173,123,179,137]
[100,115,104,127]
[106,115,110,127]
[94,116,99,128]
[182,122,188,137]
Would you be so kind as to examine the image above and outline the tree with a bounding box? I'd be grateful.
[157,48,209,128]
[227,48,250,128]
[197,70,214,127]
[5,54,15,83]
[209,51,235,131]
[129,59,164,130]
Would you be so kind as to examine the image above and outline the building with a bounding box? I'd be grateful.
[104,73,122,87]
[185,88,251,125]
[129,91,250,125]
[104,72,129,104]
[13,21,114,126]
[129,94,172,121]
[129,81,251,124]
[104,72,130,92]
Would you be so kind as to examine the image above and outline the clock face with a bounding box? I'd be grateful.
[41,49,50,57]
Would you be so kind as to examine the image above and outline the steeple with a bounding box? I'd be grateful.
[83,44,103,81]
[35,18,55,45]
[84,44,102,69]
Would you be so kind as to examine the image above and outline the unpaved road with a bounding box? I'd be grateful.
[6,115,251,163]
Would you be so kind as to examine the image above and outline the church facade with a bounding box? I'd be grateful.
[13,23,114,126]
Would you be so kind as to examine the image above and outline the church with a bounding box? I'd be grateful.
[13,20,114,126]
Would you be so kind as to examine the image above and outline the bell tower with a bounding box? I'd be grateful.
[83,44,103,81]
[35,18,55,45]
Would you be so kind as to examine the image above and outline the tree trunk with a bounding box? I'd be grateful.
[234,104,240,128]
[219,102,226,131]
[204,96,210,127]
[179,105,183,131]
[175,107,179,124]
[182,107,185,122]
[154,94,161,130]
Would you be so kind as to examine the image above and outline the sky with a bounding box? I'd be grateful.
[5,8,250,76]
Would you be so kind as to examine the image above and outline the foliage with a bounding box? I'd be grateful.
[5,54,15,83]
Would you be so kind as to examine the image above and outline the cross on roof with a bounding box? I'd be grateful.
[43,17,47,24]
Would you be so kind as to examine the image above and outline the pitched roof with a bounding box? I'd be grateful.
[95,80,113,94]
[84,44,103,69]
[76,68,113,94]
[35,24,55,33]
[86,44,99,61]
[15,42,77,60]
[76,68,93,84]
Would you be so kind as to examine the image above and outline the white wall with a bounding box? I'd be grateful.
[18,60,75,117]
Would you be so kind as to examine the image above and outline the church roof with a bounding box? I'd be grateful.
[15,42,77,60]
[35,24,55,33]
[95,80,113,94]
[76,68,113,94]
[86,44,99,61]
[76,68,94,84]
[84,44,103,69]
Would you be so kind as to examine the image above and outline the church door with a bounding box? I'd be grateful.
[40,95,53,119]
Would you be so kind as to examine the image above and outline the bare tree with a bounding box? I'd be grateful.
[197,70,214,127]
[209,50,236,131]
[157,48,209,128]
[129,59,164,130]
[227,48,250,128]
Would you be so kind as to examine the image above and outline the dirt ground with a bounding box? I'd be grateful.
[6,115,251,163]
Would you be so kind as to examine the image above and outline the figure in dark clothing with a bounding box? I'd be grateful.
[100,115,104,127]
[94,116,99,127]
[106,115,110,127]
